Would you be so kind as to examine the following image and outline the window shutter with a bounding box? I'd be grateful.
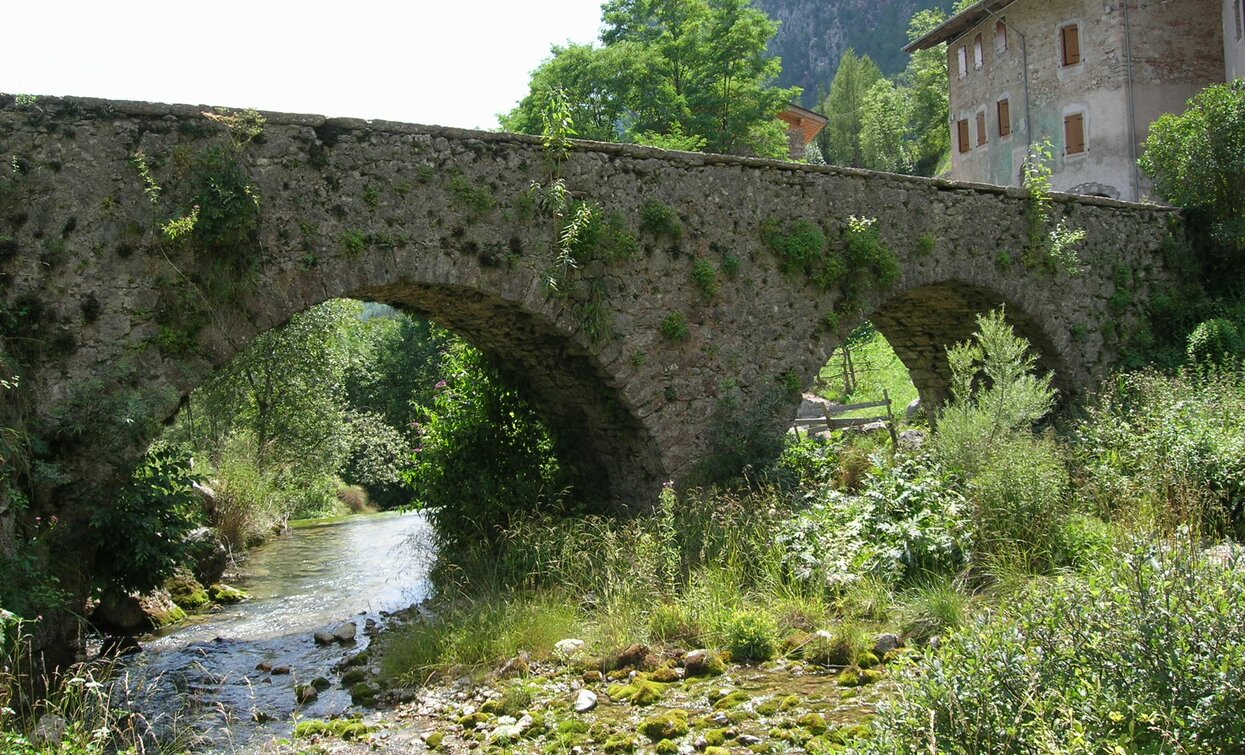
[1064,113,1085,154]
[976,112,987,146]
[974,34,984,69]
[958,46,968,77]
[997,100,1011,137]
[996,20,1008,51]
[957,119,971,153]
[1062,25,1081,66]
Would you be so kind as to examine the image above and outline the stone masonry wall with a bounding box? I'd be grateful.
[0,96,1179,513]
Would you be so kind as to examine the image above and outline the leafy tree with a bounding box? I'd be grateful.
[498,44,628,142]
[898,8,950,175]
[817,49,883,167]
[188,300,361,476]
[859,78,911,172]
[502,0,798,158]
[1140,80,1245,256]
[88,443,201,594]
[405,340,571,551]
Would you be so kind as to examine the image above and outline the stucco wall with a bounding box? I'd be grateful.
[1226,0,1245,81]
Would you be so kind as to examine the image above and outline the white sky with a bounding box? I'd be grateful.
[2,1,604,130]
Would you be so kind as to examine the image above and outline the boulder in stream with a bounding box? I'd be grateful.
[92,589,185,633]
[333,622,358,642]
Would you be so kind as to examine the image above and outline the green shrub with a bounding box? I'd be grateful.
[934,308,1056,476]
[863,538,1245,754]
[1073,369,1245,534]
[722,608,779,662]
[1186,317,1243,366]
[967,432,1070,567]
[405,340,573,553]
[87,443,201,593]
[1140,80,1245,256]
[775,455,970,586]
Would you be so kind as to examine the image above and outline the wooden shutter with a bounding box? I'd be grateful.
[997,99,1011,137]
[1062,25,1081,66]
[958,46,968,77]
[996,20,1008,51]
[1064,113,1086,154]
[976,111,987,146]
[957,120,971,153]
[974,34,984,69]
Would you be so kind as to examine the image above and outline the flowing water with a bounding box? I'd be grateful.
[120,510,433,751]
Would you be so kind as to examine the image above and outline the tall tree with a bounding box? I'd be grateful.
[817,49,883,168]
[859,79,911,172]
[899,8,950,175]
[502,0,799,158]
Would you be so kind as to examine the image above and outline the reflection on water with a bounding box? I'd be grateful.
[122,510,432,751]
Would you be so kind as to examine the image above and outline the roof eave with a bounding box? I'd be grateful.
[903,0,1019,53]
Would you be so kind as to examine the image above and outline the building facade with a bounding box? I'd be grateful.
[1228,0,1245,80]
[909,0,1226,202]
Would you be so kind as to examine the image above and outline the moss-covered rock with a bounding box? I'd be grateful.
[603,734,639,752]
[639,709,690,742]
[684,649,727,677]
[349,682,379,705]
[208,582,248,603]
[837,668,882,687]
[164,569,210,609]
[711,690,751,710]
[458,711,492,728]
[607,679,667,705]
[656,739,680,754]
[705,748,731,755]
[797,712,828,735]
[424,730,445,749]
[341,668,367,686]
[293,717,373,740]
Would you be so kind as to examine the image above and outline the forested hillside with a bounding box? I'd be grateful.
[755,0,954,104]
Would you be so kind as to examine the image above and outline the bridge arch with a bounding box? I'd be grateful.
[867,280,1073,411]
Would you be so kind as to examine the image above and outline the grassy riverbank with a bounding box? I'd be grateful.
[351,317,1245,753]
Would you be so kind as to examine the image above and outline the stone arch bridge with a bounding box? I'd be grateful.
[1,96,1178,509]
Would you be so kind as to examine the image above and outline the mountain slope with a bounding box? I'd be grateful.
[755,0,954,105]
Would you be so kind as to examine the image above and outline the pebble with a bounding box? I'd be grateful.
[574,689,598,713]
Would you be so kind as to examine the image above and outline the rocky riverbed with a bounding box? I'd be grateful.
[259,618,903,754]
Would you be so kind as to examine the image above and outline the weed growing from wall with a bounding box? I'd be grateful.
[640,200,682,239]
[1022,139,1084,275]
[692,259,718,298]
[659,312,690,341]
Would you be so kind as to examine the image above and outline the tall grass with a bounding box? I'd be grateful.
[859,537,1245,754]
[0,614,190,753]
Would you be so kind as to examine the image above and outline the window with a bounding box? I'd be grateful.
[997,99,1011,137]
[976,111,987,146]
[1061,24,1081,66]
[974,33,984,69]
[957,119,971,153]
[1064,112,1086,155]
[995,20,1008,52]
[958,45,969,77]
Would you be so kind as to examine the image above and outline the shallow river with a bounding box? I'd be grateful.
[120,510,433,751]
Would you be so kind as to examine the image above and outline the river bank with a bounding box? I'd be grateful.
[113,510,433,751]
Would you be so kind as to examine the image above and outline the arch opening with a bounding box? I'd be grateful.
[869,282,1070,412]
[162,286,664,517]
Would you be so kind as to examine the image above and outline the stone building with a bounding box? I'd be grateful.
[907,0,1227,202]
[1228,0,1245,80]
